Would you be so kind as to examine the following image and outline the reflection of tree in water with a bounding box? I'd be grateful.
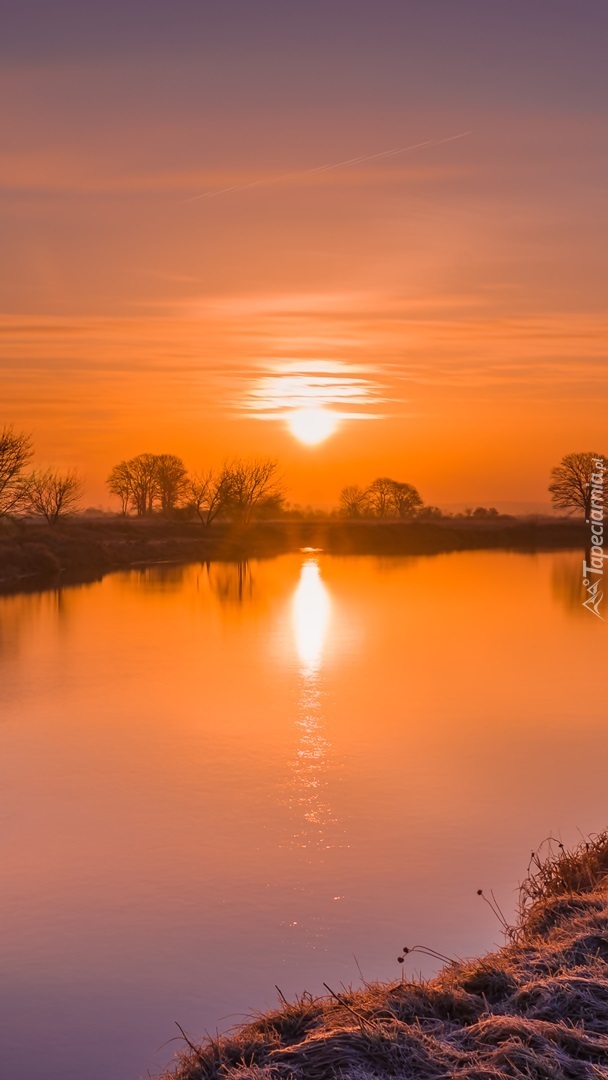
[204,561,253,606]
[0,587,70,664]
[551,553,588,617]
[0,593,37,662]
[134,564,186,592]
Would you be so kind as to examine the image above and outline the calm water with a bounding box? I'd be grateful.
[1,550,605,1079]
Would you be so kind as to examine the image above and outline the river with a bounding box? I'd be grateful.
[0,549,605,1079]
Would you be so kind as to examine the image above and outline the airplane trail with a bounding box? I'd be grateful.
[183,131,472,203]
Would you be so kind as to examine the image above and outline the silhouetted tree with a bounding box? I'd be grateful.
[364,477,423,519]
[366,477,395,518]
[390,481,423,520]
[186,469,231,526]
[107,461,132,515]
[155,454,188,514]
[339,484,369,518]
[25,468,83,525]
[127,453,161,515]
[0,425,33,517]
[549,452,608,517]
[107,453,189,516]
[222,459,284,525]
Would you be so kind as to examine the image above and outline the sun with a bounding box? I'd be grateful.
[287,407,340,446]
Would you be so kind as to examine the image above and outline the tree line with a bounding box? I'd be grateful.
[0,427,286,527]
[338,476,501,520]
[338,478,426,519]
[107,454,284,525]
[338,452,607,520]
[0,424,605,525]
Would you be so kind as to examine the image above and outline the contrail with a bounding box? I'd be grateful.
[183,131,472,203]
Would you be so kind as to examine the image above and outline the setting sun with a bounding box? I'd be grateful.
[287,407,340,446]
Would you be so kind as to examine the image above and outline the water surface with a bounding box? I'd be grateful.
[0,550,605,1079]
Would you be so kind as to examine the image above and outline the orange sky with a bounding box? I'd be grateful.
[1,3,607,509]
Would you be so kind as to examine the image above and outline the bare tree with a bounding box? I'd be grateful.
[107,454,160,516]
[186,469,230,526]
[549,452,608,517]
[107,461,132,515]
[339,484,369,518]
[25,468,83,525]
[365,477,397,518]
[155,454,188,515]
[107,453,189,516]
[390,481,423,520]
[222,459,284,525]
[366,477,395,518]
[0,425,33,517]
[129,453,161,516]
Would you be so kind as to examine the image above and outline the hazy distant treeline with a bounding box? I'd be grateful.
[1,425,605,526]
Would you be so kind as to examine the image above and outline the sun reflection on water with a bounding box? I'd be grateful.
[292,559,331,675]
[286,557,342,871]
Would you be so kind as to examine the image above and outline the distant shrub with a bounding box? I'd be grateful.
[417,505,444,520]
[472,506,500,518]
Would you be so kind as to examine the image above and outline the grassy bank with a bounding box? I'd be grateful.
[163,835,608,1080]
[0,516,588,594]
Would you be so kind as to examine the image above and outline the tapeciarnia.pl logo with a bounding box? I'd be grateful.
[582,458,605,620]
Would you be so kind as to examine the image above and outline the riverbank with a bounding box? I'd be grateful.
[0,516,587,594]
[164,835,608,1080]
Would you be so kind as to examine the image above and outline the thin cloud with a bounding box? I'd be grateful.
[183,132,472,203]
